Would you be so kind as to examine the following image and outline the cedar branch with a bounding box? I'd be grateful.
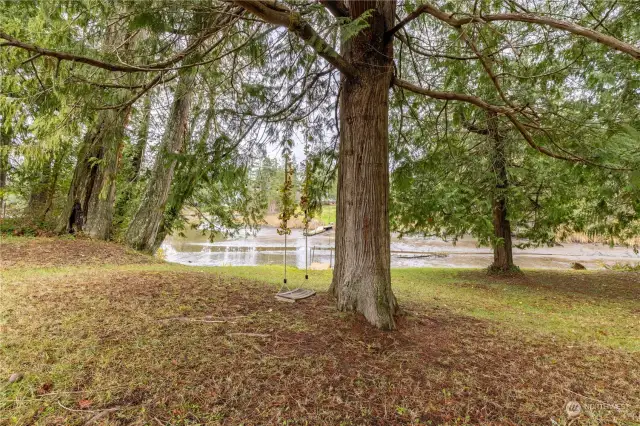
[0,6,243,73]
[393,77,589,163]
[234,0,358,78]
[385,2,640,60]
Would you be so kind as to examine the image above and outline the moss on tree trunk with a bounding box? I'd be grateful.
[125,68,195,252]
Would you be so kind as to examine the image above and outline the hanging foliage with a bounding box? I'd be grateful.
[299,138,323,231]
[277,140,296,236]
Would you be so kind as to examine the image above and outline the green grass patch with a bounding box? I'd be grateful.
[4,262,638,352]
[317,204,336,225]
[213,266,640,352]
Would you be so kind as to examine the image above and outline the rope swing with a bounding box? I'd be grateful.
[275,151,315,302]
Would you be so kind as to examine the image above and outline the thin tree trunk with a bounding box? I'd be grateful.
[130,94,152,180]
[487,111,514,272]
[150,159,196,252]
[151,108,212,252]
[28,146,67,222]
[113,93,153,227]
[40,145,70,221]
[329,1,398,330]
[125,68,195,252]
[42,147,65,219]
[0,118,10,217]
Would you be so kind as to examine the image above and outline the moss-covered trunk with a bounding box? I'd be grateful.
[113,94,153,229]
[130,94,152,181]
[125,69,195,252]
[56,106,131,238]
[150,108,213,252]
[56,21,135,239]
[27,146,67,222]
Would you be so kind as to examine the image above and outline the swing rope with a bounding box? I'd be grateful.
[276,151,315,302]
[305,209,309,281]
[283,230,287,286]
[280,156,289,293]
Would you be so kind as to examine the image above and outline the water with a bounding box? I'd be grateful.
[161,227,640,270]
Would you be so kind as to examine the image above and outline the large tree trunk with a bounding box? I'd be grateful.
[0,118,10,217]
[56,23,134,239]
[329,1,398,330]
[56,107,131,238]
[487,111,515,272]
[150,108,212,252]
[125,69,195,252]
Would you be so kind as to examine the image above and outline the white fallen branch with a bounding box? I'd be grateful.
[227,332,270,338]
[159,315,247,324]
[58,401,121,417]
[163,318,234,323]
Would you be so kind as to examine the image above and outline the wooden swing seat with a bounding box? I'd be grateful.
[275,288,316,303]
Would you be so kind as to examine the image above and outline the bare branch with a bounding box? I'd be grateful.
[69,73,178,90]
[470,13,639,60]
[456,28,516,109]
[94,72,166,111]
[0,31,151,72]
[463,122,490,135]
[578,0,614,33]
[394,32,483,60]
[427,3,640,60]
[20,53,42,65]
[502,113,580,162]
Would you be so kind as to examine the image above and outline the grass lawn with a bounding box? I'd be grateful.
[318,205,336,225]
[1,237,639,425]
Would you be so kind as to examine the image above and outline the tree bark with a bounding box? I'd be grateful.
[150,108,212,252]
[487,111,514,272]
[113,93,153,228]
[56,106,131,238]
[328,1,398,330]
[0,118,9,217]
[130,94,152,180]
[125,68,195,252]
[56,23,134,239]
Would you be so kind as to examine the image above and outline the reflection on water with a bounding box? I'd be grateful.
[161,227,640,270]
[162,227,334,268]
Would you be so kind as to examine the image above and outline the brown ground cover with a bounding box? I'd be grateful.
[0,237,159,268]
[1,238,638,425]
